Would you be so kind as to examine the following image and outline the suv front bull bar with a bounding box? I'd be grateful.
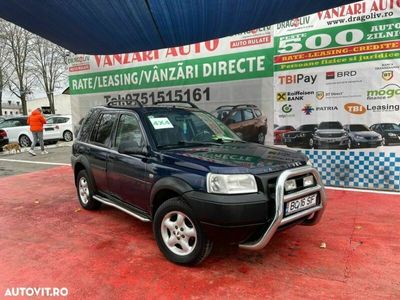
[239,166,327,251]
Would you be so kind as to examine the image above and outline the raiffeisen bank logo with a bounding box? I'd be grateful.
[367,84,400,100]
[302,104,314,115]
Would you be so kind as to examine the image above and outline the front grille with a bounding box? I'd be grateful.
[318,133,343,138]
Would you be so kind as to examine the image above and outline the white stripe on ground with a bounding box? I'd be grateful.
[0,158,70,166]
[326,186,399,195]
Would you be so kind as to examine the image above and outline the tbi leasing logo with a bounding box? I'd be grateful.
[344,103,367,115]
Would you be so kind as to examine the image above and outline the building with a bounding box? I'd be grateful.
[1,100,23,116]
[27,88,71,115]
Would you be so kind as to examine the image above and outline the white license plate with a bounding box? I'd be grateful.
[285,194,317,216]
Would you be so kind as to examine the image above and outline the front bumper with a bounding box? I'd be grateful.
[315,136,348,148]
[184,166,326,249]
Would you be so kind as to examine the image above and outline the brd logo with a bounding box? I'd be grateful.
[344,103,366,115]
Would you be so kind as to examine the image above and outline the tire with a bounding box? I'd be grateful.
[63,130,73,142]
[153,197,213,265]
[348,139,353,149]
[308,138,314,149]
[19,134,32,147]
[257,132,265,144]
[76,170,101,210]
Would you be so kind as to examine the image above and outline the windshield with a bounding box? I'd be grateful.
[145,109,241,149]
[349,124,369,132]
[318,122,343,130]
[381,123,400,131]
[298,124,317,131]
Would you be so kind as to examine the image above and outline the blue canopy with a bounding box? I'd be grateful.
[0,0,359,54]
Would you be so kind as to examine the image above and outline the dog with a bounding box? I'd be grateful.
[3,142,21,154]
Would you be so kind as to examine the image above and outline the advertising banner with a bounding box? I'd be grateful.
[69,27,275,144]
[274,0,400,191]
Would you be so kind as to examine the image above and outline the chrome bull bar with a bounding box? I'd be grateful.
[239,166,327,251]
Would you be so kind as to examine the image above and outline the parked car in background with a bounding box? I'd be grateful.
[343,124,382,148]
[213,104,267,144]
[274,125,295,145]
[282,124,318,148]
[370,123,400,146]
[45,115,74,142]
[0,116,7,124]
[313,121,348,149]
[0,128,9,151]
[0,116,58,147]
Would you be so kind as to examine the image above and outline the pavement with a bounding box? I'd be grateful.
[0,165,399,299]
[0,142,72,177]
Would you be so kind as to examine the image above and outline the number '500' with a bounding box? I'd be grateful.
[278,29,364,54]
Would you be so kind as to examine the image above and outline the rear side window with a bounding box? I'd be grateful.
[78,109,100,141]
[243,109,254,121]
[55,117,69,124]
[91,113,117,146]
[254,109,262,117]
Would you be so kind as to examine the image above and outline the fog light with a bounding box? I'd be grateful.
[284,179,297,192]
[303,175,314,187]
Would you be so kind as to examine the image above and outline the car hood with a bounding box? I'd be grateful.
[160,143,307,175]
[284,130,313,136]
[350,131,381,138]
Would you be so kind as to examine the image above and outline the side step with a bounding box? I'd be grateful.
[93,195,151,222]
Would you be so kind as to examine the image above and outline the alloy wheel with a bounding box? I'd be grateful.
[161,211,197,256]
[78,177,90,204]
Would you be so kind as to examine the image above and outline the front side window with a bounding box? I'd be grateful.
[91,113,117,146]
[114,114,144,148]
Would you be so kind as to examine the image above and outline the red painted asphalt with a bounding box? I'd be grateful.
[0,166,399,299]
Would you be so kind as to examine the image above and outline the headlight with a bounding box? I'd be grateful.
[299,133,305,138]
[284,179,297,192]
[306,159,313,166]
[388,132,396,137]
[207,174,257,194]
[355,135,363,139]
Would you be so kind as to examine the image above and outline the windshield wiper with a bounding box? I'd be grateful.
[158,140,221,150]
[213,137,246,144]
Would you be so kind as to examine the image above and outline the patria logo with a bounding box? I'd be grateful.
[302,104,314,115]
[282,104,292,113]
[344,103,367,115]
[367,84,400,100]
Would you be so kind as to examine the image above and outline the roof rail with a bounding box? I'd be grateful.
[216,104,257,110]
[153,101,198,109]
[106,100,143,108]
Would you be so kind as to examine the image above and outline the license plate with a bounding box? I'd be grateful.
[285,194,317,216]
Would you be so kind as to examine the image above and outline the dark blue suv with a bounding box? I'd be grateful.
[72,101,326,265]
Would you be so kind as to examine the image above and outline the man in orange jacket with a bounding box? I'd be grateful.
[27,108,47,155]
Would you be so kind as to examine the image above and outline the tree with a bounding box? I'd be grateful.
[4,21,33,115]
[0,25,11,116]
[31,37,67,114]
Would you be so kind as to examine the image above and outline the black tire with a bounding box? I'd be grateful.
[257,131,265,144]
[63,130,73,142]
[76,170,101,210]
[153,197,213,265]
[19,134,32,147]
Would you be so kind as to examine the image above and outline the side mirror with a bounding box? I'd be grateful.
[118,142,149,156]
